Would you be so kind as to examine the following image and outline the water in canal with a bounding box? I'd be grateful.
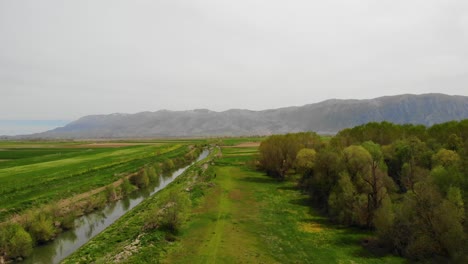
[23,150,209,264]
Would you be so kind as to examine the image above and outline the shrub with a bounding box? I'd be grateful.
[145,191,191,234]
[105,185,118,201]
[162,159,175,173]
[59,212,76,230]
[120,177,134,195]
[147,166,159,183]
[130,171,149,188]
[27,213,56,243]
[83,195,107,214]
[0,223,33,259]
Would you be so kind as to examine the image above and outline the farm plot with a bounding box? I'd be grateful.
[0,142,191,221]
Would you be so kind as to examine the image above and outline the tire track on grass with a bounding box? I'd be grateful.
[199,167,233,264]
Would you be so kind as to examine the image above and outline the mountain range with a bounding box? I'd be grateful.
[11,93,468,139]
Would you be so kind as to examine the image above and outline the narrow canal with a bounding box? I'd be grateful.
[23,150,210,264]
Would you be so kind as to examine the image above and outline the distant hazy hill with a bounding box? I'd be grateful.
[25,94,468,138]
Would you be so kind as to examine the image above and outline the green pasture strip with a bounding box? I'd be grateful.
[219,137,264,146]
[62,148,217,264]
[0,148,87,160]
[214,154,253,166]
[0,148,115,169]
[165,148,403,264]
[244,172,403,263]
[0,145,152,177]
[221,147,259,155]
[0,144,190,221]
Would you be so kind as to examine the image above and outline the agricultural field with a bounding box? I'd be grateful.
[0,140,204,221]
[63,139,404,263]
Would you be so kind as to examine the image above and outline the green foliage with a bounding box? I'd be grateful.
[83,195,107,214]
[146,191,191,234]
[342,145,372,179]
[373,196,394,245]
[0,223,33,259]
[120,177,135,196]
[257,120,468,261]
[295,148,316,175]
[362,141,384,164]
[162,159,175,172]
[328,172,357,225]
[23,211,57,243]
[430,166,465,194]
[146,166,158,183]
[375,180,466,260]
[105,185,118,201]
[130,170,150,188]
[432,148,460,168]
[303,146,342,208]
[258,132,321,180]
[446,186,465,221]
[59,212,76,230]
[446,133,463,151]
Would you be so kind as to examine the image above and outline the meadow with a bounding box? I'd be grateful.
[63,139,404,263]
[165,143,404,264]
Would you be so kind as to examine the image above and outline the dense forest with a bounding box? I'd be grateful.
[257,120,468,262]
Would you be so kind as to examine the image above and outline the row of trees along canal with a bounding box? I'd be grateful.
[0,146,203,262]
[257,120,468,263]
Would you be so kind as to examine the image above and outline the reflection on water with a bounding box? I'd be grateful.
[23,150,209,264]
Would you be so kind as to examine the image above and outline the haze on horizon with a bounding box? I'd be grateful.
[1,0,468,135]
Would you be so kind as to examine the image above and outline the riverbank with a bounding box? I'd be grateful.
[64,142,404,263]
[61,146,220,263]
[0,143,205,263]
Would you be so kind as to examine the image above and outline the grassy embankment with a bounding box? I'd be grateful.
[62,146,220,263]
[65,140,404,263]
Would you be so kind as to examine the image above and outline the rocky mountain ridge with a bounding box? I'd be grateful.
[17,93,468,138]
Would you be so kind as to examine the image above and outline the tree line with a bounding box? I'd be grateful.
[257,120,468,262]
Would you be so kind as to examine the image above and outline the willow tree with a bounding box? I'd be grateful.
[258,132,320,180]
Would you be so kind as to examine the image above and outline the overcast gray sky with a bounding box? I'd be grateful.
[1,0,468,123]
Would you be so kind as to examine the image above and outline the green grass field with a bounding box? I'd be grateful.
[0,141,201,221]
[165,146,404,264]
[63,140,405,263]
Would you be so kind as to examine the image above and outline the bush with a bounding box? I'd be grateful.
[147,166,159,183]
[130,171,149,188]
[145,191,191,234]
[105,185,118,201]
[0,223,33,259]
[120,177,135,195]
[59,212,76,230]
[83,195,107,214]
[19,210,57,244]
[162,159,175,173]
[27,213,56,243]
